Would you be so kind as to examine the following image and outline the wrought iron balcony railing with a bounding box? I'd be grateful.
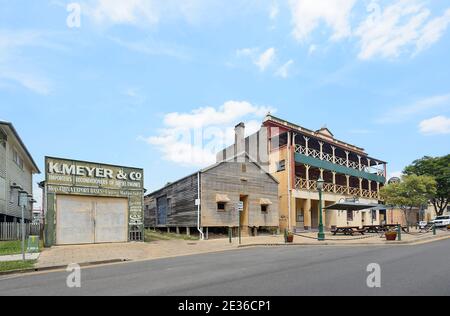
[294,145,385,177]
[295,177,379,200]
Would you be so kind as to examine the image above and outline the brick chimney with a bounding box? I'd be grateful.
[234,122,245,155]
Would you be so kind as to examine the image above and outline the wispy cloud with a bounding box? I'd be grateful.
[419,116,450,135]
[287,0,450,60]
[0,29,54,95]
[0,71,51,95]
[355,1,450,60]
[236,47,280,73]
[377,94,450,124]
[288,0,356,42]
[275,60,294,78]
[255,48,276,72]
[140,101,275,167]
[108,36,190,60]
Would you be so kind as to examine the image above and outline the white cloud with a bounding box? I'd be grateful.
[255,48,276,72]
[84,0,258,27]
[86,0,160,26]
[269,1,279,20]
[378,94,450,124]
[419,116,450,135]
[287,0,450,60]
[355,1,450,60]
[0,71,51,95]
[108,36,190,60]
[275,60,294,78]
[416,8,450,53]
[236,47,259,58]
[142,101,275,167]
[0,30,52,95]
[236,47,277,72]
[288,0,356,42]
[308,44,317,55]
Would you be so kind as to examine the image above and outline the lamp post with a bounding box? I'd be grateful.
[317,178,325,241]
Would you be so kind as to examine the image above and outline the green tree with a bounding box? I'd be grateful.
[404,155,450,216]
[380,175,437,230]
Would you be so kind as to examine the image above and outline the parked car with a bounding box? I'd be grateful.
[432,216,450,228]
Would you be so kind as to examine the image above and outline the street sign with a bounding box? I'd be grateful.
[27,236,40,253]
[237,201,244,212]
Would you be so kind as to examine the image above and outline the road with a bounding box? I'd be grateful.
[0,239,449,296]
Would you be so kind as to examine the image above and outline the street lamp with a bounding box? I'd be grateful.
[317,178,325,241]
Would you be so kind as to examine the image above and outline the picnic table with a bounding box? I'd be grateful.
[331,226,365,236]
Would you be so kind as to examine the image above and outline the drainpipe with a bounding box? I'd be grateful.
[287,131,292,231]
[197,172,204,240]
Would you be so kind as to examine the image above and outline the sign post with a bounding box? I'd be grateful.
[237,201,244,245]
[19,192,28,261]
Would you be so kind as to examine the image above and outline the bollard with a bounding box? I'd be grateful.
[397,224,401,241]
[284,228,288,243]
[228,227,232,244]
[433,224,436,236]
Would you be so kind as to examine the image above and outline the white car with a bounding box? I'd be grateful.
[432,216,450,228]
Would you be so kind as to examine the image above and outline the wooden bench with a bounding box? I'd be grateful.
[332,226,365,236]
[363,225,382,233]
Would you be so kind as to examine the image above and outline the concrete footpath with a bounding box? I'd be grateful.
[34,229,450,270]
[0,253,40,262]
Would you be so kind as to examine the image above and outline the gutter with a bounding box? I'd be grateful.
[197,172,204,240]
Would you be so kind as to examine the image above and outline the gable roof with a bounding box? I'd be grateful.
[0,121,40,173]
[316,127,334,137]
[146,151,278,198]
[201,151,279,184]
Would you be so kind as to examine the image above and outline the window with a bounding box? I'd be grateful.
[12,149,24,169]
[347,211,354,222]
[217,203,226,211]
[241,163,247,173]
[372,210,377,221]
[0,129,6,148]
[276,160,286,172]
[270,133,288,149]
[261,205,269,213]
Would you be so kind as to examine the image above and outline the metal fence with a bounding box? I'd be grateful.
[0,222,42,241]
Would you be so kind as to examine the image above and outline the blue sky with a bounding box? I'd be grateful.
[1,0,450,206]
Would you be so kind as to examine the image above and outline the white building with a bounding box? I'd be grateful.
[0,121,40,223]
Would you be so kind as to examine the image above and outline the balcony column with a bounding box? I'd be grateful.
[305,165,311,190]
[331,146,336,164]
[359,178,363,195]
[346,175,350,195]
[377,182,380,199]
[304,137,310,156]
[293,133,297,153]
[345,151,350,168]
[367,158,371,173]
[332,172,337,193]
[319,168,324,180]
[358,155,362,171]
[319,142,324,160]
[368,180,372,193]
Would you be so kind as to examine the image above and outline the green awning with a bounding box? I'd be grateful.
[324,202,379,211]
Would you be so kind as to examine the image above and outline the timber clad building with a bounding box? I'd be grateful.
[218,115,390,232]
[145,124,280,236]
[0,121,40,223]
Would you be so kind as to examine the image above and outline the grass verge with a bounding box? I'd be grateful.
[145,229,198,242]
[0,260,36,273]
[0,240,43,256]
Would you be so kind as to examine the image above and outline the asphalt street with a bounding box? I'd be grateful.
[0,239,449,296]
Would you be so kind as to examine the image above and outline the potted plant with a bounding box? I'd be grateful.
[286,231,294,243]
[385,231,397,241]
